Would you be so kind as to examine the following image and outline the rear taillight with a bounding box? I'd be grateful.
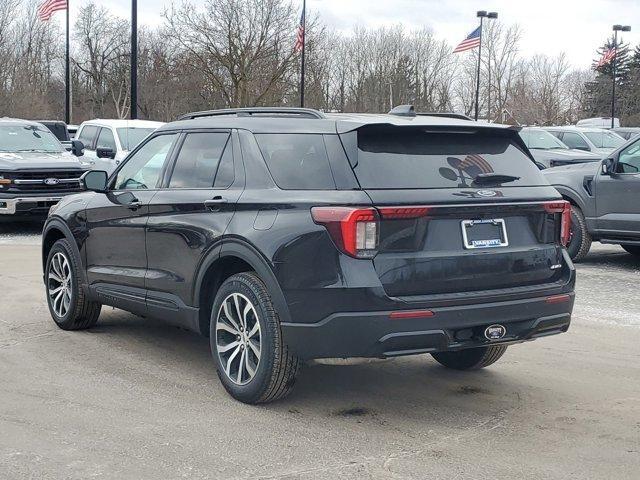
[311,207,379,258]
[544,201,571,246]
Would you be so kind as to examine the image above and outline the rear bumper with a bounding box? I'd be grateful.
[0,195,63,215]
[281,292,574,359]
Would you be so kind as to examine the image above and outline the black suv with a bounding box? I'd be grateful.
[42,107,576,404]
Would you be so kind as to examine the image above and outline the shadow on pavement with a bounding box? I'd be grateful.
[91,309,525,421]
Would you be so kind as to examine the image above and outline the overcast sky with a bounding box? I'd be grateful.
[60,0,639,68]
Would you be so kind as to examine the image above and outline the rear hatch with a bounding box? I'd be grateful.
[345,125,568,298]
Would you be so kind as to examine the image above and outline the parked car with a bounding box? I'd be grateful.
[0,118,88,216]
[67,124,79,138]
[42,106,575,404]
[576,117,620,128]
[543,135,640,261]
[544,126,626,156]
[519,127,601,168]
[75,119,163,173]
[612,127,640,140]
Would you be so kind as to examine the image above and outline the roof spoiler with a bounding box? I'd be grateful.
[388,105,473,121]
[178,107,326,120]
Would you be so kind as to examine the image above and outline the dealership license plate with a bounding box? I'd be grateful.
[461,219,509,249]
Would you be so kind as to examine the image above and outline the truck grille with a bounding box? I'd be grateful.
[4,170,84,193]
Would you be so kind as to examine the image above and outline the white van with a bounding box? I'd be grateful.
[576,117,620,129]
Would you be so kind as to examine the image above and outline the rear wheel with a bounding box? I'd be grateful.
[431,345,507,370]
[566,205,591,262]
[621,244,640,256]
[45,239,101,330]
[210,272,299,404]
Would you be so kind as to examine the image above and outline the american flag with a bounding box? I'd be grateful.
[37,0,67,21]
[594,47,616,68]
[453,26,481,53]
[294,10,305,53]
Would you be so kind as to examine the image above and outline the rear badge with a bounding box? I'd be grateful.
[476,190,497,197]
[484,324,506,340]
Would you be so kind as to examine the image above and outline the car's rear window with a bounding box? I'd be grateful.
[352,126,544,189]
[255,134,335,190]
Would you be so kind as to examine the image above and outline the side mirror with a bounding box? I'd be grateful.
[71,139,84,157]
[81,170,108,193]
[602,158,614,175]
[96,147,116,160]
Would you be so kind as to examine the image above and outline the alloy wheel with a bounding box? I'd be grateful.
[215,293,262,385]
[48,252,72,318]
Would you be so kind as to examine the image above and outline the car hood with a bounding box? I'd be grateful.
[529,148,601,162]
[0,151,87,171]
[542,160,601,178]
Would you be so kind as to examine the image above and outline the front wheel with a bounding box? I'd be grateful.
[45,239,101,330]
[431,345,507,370]
[210,272,299,404]
[566,205,591,262]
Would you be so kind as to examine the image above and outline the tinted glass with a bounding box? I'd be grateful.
[78,125,98,147]
[117,128,156,150]
[255,134,335,189]
[96,128,117,151]
[214,143,234,188]
[561,132,589,150]
[0,124,63,153]
[114,134,177,190]
[617,139,640,174]
[584,131,625,149]
[169,133,229,188]
[520,128,568,150]
[352,127,544,189]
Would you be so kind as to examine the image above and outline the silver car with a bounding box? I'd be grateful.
[543,126,626,157]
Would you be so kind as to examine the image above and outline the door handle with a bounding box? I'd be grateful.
[204,196,228,211]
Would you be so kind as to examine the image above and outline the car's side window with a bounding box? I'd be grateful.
[617,139,640,174]
[113,134,178,190]
[77,125,98,149]
[96,128,117,151]
[562,132,590,151]
[168,132,230,188]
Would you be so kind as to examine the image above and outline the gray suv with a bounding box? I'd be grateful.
[543,135,640,261]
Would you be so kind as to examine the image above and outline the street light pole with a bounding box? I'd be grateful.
[131,0,138,120]
[611,24,631,129]
[474,11,497,122]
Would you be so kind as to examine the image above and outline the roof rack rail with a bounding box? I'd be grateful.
[178,107,327,120]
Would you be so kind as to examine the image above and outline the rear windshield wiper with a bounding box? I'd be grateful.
[473,173,520,185]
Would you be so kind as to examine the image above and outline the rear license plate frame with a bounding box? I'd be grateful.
[461,218,509,249]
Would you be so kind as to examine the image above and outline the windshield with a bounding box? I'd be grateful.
[117,128,156,151]
[520,128,568,150]
[584,131,625,149]
[0,125,64,153]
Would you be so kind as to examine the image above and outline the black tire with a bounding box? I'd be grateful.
[431,345,507,371]
[210,272,299,404]
[45,239,101,330]
[566,205,591,262]
[621,244,640,256]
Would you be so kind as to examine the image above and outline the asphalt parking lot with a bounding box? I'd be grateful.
[0,220,638,479]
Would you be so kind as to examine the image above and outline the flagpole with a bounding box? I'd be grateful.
[299,0,306,108]
[65,0,70,124]
[131,0,138,119]
[474,15,483,121]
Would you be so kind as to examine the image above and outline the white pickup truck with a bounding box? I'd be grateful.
[75,119,163,173]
